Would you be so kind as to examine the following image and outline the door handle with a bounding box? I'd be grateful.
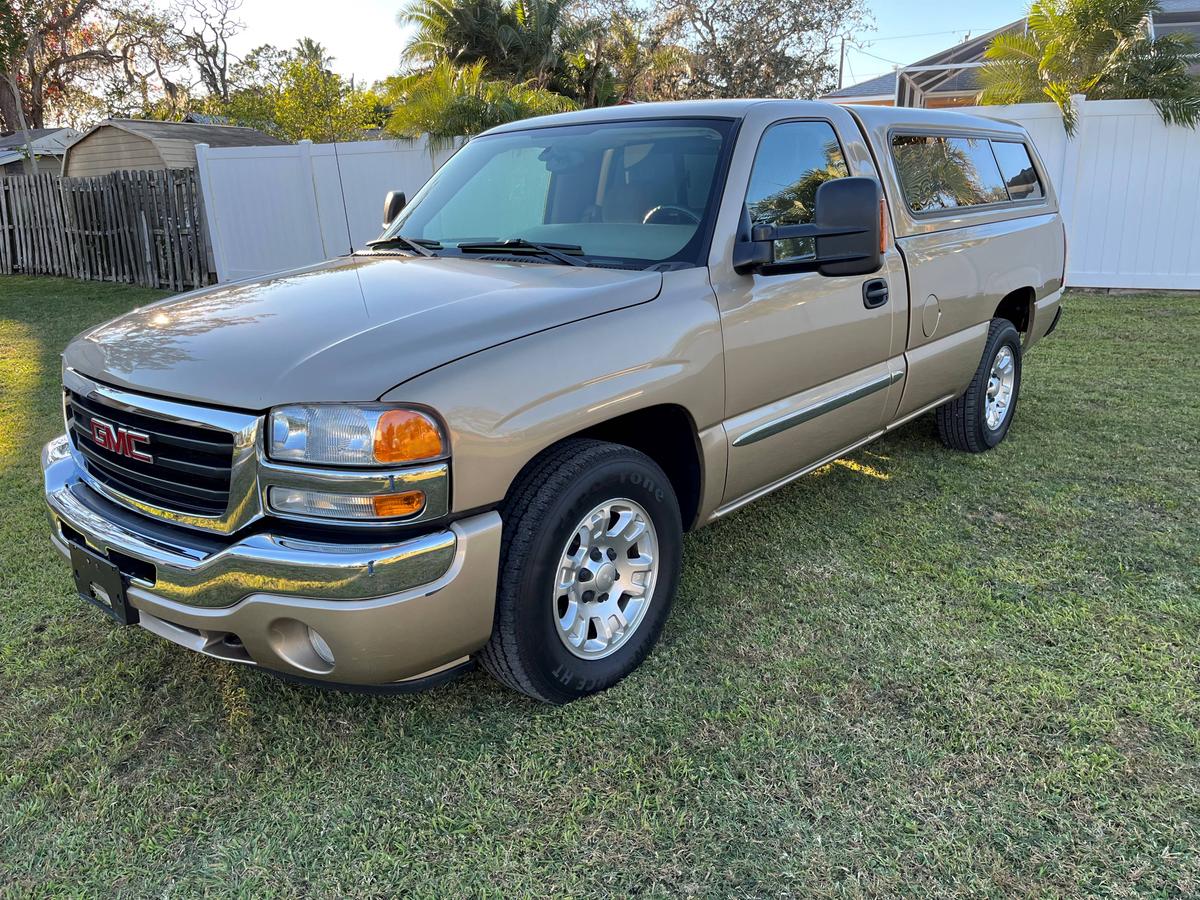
[863,279,889,309]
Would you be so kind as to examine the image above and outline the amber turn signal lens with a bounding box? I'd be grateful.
[372,491,426,518]
[373,409,444,463]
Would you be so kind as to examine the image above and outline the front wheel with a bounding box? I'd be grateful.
[479,439,682,703]
[936,318,1023,452]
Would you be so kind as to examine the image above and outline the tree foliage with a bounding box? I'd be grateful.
[398,0,866,104]
[399,0,597,87]
[217,53,381,142]
[7,0,868,143]
[558,2,691,106]
[0,0,378,140]
[381,59,573,146]
[666,0,866,99]
[0,0,148,130]
[980,0,1200,134]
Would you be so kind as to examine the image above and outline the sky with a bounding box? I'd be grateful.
[227,0,1031,91]
[839,0,1029,92]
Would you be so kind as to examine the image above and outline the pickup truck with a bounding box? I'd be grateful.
[43,100,1065,703]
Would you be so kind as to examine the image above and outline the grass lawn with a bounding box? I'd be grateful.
[1,275,1198,896]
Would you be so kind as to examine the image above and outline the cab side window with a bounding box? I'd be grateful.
[892,135,1008,213]
[745,121,849,263]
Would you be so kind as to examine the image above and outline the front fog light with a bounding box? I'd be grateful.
[307,627,335,665]
[268,487,425,521]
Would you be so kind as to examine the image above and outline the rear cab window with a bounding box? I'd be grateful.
[891,133,1045,215]
[990,141,1045,201]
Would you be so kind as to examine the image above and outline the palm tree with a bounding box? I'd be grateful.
[382,59,575,149]
[294,38,334,70]
[502,0,592,87]
[400,0,508,70]
[399,0,596,89]
[979,0,1200,135]
[562,8,692,106]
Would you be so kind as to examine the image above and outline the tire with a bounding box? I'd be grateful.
[479,439,683,703]
[936,318,1023,453]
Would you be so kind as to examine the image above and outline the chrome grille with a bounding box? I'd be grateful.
[65,389,235,516]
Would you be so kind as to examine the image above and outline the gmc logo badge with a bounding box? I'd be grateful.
[90,418,153,464]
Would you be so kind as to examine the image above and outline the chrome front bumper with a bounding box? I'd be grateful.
[43,435,501,685]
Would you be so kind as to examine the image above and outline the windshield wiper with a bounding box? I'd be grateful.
[363,235,441,257]
[456,238,585,267]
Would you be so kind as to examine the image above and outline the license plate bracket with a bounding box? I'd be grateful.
[69,542,138,626]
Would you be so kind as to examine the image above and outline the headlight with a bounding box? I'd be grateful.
[269,404,445,467]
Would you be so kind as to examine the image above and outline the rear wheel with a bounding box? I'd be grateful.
[936,318,1023,452]
[479,439,682,703]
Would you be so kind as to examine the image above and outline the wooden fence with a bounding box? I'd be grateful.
[0,169,213,291]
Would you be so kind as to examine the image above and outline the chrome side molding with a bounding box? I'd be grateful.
[732,370,904,448]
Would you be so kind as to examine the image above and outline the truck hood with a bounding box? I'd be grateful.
[64,254,663,409]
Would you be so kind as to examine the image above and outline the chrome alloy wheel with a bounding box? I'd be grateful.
[985,345,1016,430]
[553,499,659,660]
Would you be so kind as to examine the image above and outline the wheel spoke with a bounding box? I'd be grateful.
[568,611,590,647]
[622,577,647,596]
[558,597,581,632]
[620,520,648,552]
[593,614,613,645]
[607,509,634,541]
[626,552,654,573]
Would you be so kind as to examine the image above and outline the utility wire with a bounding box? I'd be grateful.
[862,27,994,42]
[848,44,906,66]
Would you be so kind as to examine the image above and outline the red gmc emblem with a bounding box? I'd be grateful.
[89,418,153,464]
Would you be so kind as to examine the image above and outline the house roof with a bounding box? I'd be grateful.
[829,3,1200,102]
[824,68,990,99]
[0,127,78,150]
[824,72,897,99]
[826,19,1024,101]
[182,112,232,126]
[1158,0,1200,14]
[95,118,285,147]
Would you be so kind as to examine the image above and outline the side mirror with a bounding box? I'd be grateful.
[382,191,407,227]
[733,176,884,277]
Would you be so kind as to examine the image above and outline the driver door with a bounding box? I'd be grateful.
[709,114,905,507]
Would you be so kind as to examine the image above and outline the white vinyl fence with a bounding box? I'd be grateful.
[196,137,457,282]
[197,100,1200,290]
[963,97,1200,290]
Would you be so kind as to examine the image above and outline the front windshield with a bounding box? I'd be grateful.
[383,118,736,268]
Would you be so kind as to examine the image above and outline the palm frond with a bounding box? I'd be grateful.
[980,0,1200,136]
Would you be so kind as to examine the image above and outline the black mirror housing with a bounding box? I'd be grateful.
[732,176,884,278]
[812,177,883,277]
[382,191,407,227]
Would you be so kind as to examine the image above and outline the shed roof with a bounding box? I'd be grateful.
[94,118,285,148]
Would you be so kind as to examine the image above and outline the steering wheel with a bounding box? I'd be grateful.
[642,205,701,225]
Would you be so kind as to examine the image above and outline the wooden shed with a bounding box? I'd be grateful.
[62,119,285,177]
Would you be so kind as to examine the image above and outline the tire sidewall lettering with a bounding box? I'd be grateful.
[618,471,664,504]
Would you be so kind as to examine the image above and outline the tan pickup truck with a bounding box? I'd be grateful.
[43,100,1065,702]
